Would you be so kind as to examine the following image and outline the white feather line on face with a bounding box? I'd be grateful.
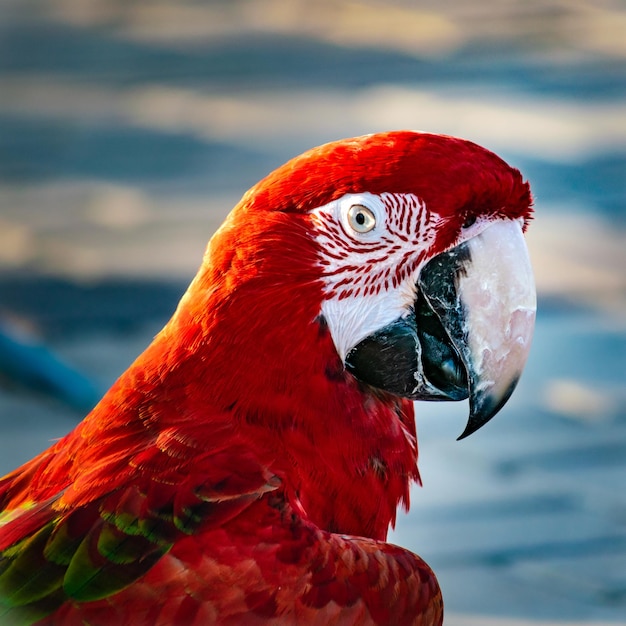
[310,192,442,362]
[319,283,418,363]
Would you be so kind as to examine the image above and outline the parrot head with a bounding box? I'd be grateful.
[190,131,535,440]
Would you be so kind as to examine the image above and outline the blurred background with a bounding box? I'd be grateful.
[0,1,624,624]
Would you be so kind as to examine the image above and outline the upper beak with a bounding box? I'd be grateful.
[345,219,536,439]
[418,219,536,438]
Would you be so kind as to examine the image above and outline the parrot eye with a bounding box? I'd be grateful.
[347,204,376,233]
[462,215,477,229]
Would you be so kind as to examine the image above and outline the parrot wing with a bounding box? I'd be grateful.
[0,420,280,624]
[1,448,441,626]
[99,494,441,626]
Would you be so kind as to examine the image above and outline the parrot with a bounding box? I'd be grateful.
[0,131,536,626]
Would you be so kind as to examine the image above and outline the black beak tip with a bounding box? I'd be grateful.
[457,377,520,441]
[456,414,494,441]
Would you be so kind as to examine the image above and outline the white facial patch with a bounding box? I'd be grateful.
[310,192,442,362]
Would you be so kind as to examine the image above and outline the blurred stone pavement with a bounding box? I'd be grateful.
[0,1,625,624]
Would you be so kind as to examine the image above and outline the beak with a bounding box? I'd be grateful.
[345,219,536,439]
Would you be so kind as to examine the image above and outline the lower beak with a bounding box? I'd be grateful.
[346,219,536,439]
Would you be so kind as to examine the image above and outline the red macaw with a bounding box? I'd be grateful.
[0,131,536,626]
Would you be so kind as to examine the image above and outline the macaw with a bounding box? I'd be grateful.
[0,131,536,626]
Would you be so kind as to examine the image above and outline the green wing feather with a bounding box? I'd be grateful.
[0,440,279,624]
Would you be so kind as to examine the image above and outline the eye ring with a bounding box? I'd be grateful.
[347,204,376,233]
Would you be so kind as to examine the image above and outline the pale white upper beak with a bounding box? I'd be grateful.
[455,219,536,438]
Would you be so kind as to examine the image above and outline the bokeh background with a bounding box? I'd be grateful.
[0,1,625,624]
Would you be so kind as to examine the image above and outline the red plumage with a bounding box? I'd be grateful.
[0,131,533,625]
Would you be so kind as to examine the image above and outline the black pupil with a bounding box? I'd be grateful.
[463,215,476,229]
[356,212,366,225]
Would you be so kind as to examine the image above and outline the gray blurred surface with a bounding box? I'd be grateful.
[0,1,625,624]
